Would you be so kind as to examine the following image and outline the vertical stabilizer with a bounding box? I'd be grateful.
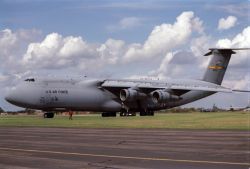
[203,49,233,84]
[202,48,249,85]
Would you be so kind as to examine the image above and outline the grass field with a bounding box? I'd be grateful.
[0,112,249,130]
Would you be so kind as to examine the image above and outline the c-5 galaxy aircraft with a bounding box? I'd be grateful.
[5,48,250,118]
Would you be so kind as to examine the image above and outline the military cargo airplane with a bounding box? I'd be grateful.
[5,48,250,118]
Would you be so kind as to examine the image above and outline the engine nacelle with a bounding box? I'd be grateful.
[152,90,180,103]
[120,89,146,102]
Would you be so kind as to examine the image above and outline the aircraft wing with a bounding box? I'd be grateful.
[101,79,233,93]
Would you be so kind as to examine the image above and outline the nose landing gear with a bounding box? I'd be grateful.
[43,112,54,118]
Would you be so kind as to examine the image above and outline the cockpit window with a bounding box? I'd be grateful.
[25,78,35,82]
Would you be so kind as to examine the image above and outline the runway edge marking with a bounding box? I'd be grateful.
[0,147,249,166]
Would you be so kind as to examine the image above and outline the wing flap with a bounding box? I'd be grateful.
[232,89,250,93]
[170,85,232,93]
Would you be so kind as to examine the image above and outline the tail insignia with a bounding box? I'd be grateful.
[208,65,224,70]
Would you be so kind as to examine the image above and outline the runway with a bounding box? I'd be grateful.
[0,127,249,169]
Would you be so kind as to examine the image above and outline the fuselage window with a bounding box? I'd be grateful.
[25,78,35,82]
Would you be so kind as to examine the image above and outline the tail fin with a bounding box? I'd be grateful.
[202,48,249,85]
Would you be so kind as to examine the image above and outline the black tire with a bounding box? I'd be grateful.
[149,111,154,116]
[49,113,54,118]
[102,112,108,117]
[110,112,116,117]
[140,111,146,116]
[131,112,136,116]
[44,112,54,118]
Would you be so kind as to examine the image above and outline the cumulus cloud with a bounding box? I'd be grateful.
[0,29,41,56]
[148,51,200,79]
[22,33,99,69]
[20,11,204,71]
[123,11,203,62]
[0,28,41,74]
[97,39,126,64]
[217,26,250,48]
[217,16,237,30]
[216,26,250,66]
[0,73,9,83]
[21,33,128,72]
[149,52,175,78]
[147,26,250,82]
[0,29,17,57]
[223,74,250,90]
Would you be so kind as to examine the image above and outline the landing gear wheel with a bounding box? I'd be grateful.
[149,111,154,116]
[44,112,54,118]
[120,109,127,117]
[140,111,146,116]
[120,109,136,117]
[120,112,126,116]
[130,112,136,116]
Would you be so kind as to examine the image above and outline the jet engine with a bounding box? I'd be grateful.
[120,88,146,102]
[152,90,180,103]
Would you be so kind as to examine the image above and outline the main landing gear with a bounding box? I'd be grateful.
[43,112,54,118]
[119,109,154,116]
[101,110,155,117]
[120,110,136,117]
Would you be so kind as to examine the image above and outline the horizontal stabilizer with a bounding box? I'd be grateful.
[204,48,250,56]
[232,89,250,93]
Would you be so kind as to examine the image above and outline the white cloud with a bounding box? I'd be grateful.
[191,35,211,58]
[218,3,250,17]
[223,74,250,90]
[149,52,175,78]
[148,50,201,80]
[21,33,128,73]
[0,73,9,83]
[107,17,143,31]
[22,33,98,69]
[21,11,204,71]
[190,35,214,69]
[216,26,250,66]
[217,16,237,30]
[119,17,142,29]
[217,26,250,48]
[0,28,41,74]
[97,39,126,64]
[0,29,17,56]
[123,11,203,62]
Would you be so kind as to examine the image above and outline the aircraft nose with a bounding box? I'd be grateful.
[5,91,17,104]
[5,85,38,108]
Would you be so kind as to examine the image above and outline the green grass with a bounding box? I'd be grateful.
[0,112,249,130]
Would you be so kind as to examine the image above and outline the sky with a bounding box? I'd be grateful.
[0,0,249,111]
